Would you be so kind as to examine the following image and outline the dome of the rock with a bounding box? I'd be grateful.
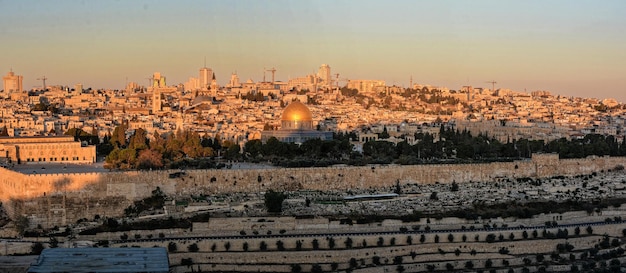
[281,101,313,122]
[281,101,313,130]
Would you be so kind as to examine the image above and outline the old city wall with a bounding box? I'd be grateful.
[1,155,625,228]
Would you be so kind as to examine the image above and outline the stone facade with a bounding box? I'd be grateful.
[0,154,625,228]
[0,136,96,164]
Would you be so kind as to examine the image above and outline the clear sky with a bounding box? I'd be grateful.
[1,0,625,102]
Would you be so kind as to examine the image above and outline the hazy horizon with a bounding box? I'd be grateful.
[1,0,625,102]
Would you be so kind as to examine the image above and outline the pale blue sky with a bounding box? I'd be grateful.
[1,0,625,102]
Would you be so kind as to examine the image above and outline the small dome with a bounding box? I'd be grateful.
[281,101,312,122]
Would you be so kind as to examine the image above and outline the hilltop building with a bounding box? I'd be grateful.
[199,66,213,91]
[261,101,332,143]
[0,136,96,165]
[318,64,331,89]
[348,79,385,95]
[3,70,23,92]
[150,72,178,113]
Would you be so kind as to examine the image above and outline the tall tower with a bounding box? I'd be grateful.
[318,64,331,89]
[152,89,162,113]
[228,72,241,88]
[152,72,166,87]
[3,70,23,92]
[199,66,213,91]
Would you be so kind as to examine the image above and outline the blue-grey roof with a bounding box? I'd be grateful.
[28,248,169,273]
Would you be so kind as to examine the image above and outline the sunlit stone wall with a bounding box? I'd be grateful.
[0,154,624,228]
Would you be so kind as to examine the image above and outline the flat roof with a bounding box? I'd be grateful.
[28,247,169,273]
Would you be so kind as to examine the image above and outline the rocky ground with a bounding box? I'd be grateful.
[2,170,626,272]
[0,203,9,228]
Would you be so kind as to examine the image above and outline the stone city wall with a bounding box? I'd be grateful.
[0,155,625,227]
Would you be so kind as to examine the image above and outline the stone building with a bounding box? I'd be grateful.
[0,136,96,165]
[261,101,332,143]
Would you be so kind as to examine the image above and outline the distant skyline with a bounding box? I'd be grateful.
[1,0,625,102]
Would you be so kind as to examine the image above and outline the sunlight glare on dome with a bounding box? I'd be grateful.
[281,101,313,122]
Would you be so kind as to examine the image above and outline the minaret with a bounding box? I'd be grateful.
[152,88,161,113]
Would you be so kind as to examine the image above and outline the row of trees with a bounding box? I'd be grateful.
[104,122,227,170]
[95,121,626,170]
[362,126,626,164]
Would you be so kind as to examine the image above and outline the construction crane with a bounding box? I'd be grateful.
[485,81,497,92]
[266,67,276,83]
[37,76,48,90]
[146,76,154,88]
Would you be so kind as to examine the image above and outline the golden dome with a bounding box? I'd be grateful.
[281,101,313,122]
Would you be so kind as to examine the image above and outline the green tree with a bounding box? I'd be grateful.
[290,264,302,273]
[450,181,459,191]
[181,258,193,267]
[136,149,164,170]
[276,240,285,251]
[168,242,177,252]
[312,239,319,250]
[48,237,59,248]
[311,264,323,273]
[328,237,335,249]
[128,128,148,150]
[264,190,287,213]
[344,237,353,248]
[295,240,302,250]
[110,123,128,148]
[379,126,390,139]
[31,242,44,255]
[188,243,199,252]
[244,139,263,158]
[377,237,384,246]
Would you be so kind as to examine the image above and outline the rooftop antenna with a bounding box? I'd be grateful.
[204,56,206,68]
